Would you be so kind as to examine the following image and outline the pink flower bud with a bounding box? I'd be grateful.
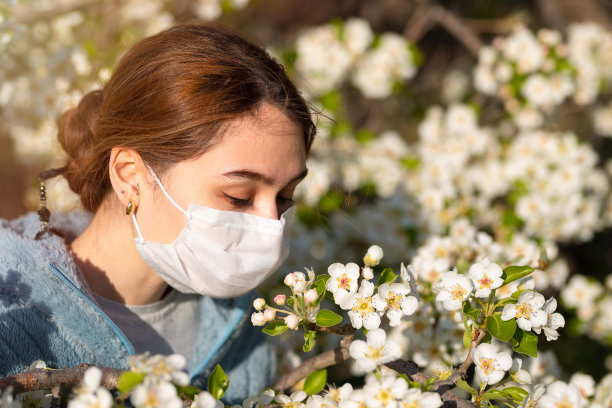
[285,314,299,330]
[251,312,265,326]
[362,266,374,280]
[304,289,318,305]
[284,273,296,287]
[263,308,276,321]
[253,298,266,311]
[274,294,286,305]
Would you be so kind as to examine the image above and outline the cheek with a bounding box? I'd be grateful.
[133,192,190,244]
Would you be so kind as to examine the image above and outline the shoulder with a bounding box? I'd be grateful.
[0,211,91,279]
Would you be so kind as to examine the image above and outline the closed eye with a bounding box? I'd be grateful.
[223,193,252,208]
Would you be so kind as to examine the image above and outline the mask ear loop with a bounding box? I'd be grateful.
[144,163,189,217]
[131,163,190,241]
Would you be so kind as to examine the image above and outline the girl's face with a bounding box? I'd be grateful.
[135,103,308,244]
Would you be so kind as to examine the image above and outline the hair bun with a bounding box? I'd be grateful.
[57,89,103,209]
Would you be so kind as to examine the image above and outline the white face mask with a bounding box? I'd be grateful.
[132,165,292,298]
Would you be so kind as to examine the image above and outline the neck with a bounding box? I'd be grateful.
[70,201,169,305]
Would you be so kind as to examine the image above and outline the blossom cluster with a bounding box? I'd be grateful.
[294,18,417,99]
[289,103,611,281]
[560,273,612,345]
[473,24,612,130]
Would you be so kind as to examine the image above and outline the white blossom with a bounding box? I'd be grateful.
[341,280,382,330]
[372,282,418,326]
[363,376,408,408]
[467,259,504,298]
[349,329,402,372]
[327,263,360,305]
[538,381,585,408]
[501,291,547,332]
[472,343,513,385]
[435,271,473,311]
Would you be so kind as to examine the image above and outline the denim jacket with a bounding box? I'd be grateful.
[0,212,275,404]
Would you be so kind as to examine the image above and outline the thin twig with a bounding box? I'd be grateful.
[0,364,123,394]
[432,328,486,392]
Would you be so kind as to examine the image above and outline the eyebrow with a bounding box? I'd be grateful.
[222,168,309,186]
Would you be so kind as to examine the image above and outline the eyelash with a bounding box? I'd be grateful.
[223,194,295,209]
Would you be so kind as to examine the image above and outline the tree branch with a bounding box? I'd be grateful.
[273,334,353,393]
[384,359,429,383]
[0,364,123,394]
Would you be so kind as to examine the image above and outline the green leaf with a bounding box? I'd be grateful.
[502,266,534,285]
[511,290,528,300]
[315,274,330,296]
[303,369,327,395]
[319,90,341,113]
[482,389,509,401]
[400,156,420,170]
[510,329,538,357]
[207,364,229,400]
[463,326,472,349]
[356,130,375,144]
[316,309,343,327]
[177,385,201,400]
[502,209,524,229]
[117,371,145,394]
[315,274,330,303]
[486,313,517,342]
[457,379,477,396]
[287,297,295,308]
[303,330,316,352]
[503,387,529,402]
[318,191,345,212]
[262,322,288,336]
[377,268,397,286]
[462,301,483,323]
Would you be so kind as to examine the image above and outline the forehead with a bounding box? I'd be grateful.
[181,104,307,180]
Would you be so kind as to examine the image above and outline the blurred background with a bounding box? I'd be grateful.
[2,0,612,384]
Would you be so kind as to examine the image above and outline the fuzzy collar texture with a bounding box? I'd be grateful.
[0,211,275,404]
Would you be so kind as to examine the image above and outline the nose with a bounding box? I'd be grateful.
[255,201,280,220]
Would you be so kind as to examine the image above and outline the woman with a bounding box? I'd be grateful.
[0,21,315,403]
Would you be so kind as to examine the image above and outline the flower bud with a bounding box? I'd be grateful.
[363,245,384,267]
[285,314,299,330]
[274,294,286,305]
[253,298,266,311]
[362,266,374,280]
[263,308,276,322]
[284,273,297,287]
[304,289,318,305]
[251,312,265,326]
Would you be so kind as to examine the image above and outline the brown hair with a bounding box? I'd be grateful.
[58,22,316,212]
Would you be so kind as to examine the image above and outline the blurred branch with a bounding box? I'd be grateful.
[537,0,612,31]
[466,12,531,34]
[0,364,123,394]
[428,3,482,56]
[12,0,101,24]
[403,1,483,56]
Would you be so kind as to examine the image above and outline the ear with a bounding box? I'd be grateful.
[108,147,144,208]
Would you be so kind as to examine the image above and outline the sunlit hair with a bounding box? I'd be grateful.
[58,21,316,212]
